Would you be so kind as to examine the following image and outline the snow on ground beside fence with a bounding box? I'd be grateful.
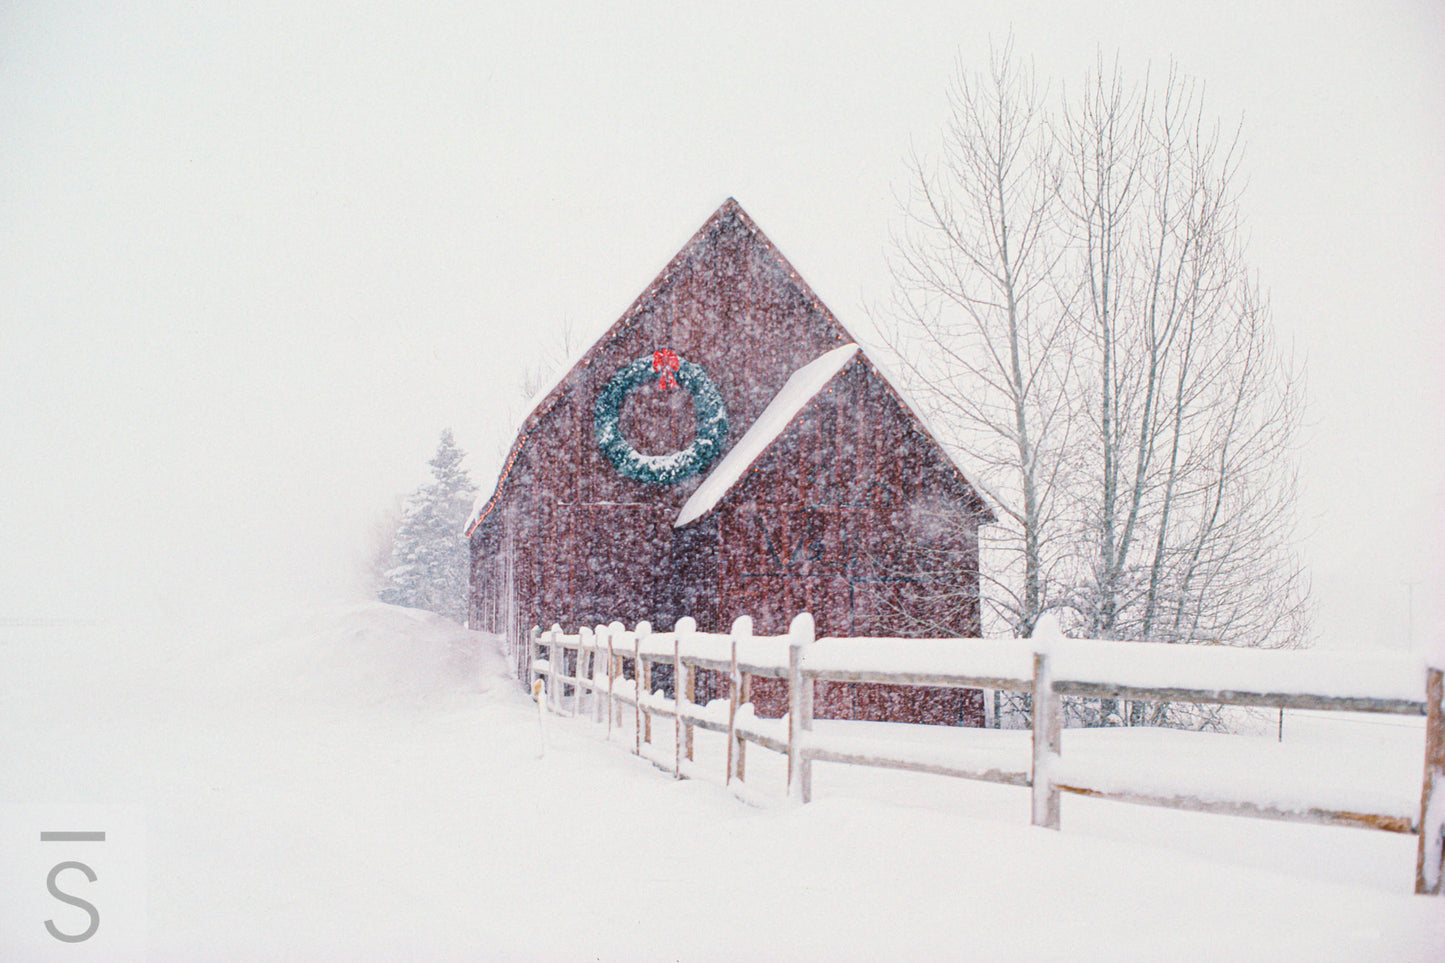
[1059,720,1425,824]
[777,715,1426,824]
[3,606,1442,960]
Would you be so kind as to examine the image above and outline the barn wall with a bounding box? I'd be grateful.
[468,201,988,726]
[714,361,986,725]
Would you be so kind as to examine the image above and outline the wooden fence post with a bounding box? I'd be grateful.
[601,621,612,728]
[585,626,598,719]
[563,630,572,716]
[551,627,563,715]
[787,641,802,799]
[673,635,683,778]
[569,633,581,717]
[727,616,752,786]
[675,616,696,768]
[609,621,625,730]
[574,626,589,717]
[548,626,563,715]
[594,624,606,726]
[527,625,540,691]
[590,626,602,719]
[1031,614,1062,830]
[637,620,652,748]
[564,626,577,716]
[1417,666,1444,895]
[683,661,696,761]
[727,637,739,786]
[738,672,751,781]
[538,626,549,712]
[627,627,638,751]
[541,625,551,714]
[787,612,815,803]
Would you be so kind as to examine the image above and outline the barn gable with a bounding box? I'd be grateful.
[468,199,993,724]
[466,197,855,538]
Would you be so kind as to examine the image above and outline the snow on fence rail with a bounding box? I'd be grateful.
[523,613,1445,896]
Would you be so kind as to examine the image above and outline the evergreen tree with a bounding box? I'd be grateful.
[378,430,479,622]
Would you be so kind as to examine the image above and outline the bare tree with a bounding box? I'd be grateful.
[519,318,581,403]
[877,41,1076,642]
[1056,58,1309,643]
[877,48,1309,728]
[483,319,583,478]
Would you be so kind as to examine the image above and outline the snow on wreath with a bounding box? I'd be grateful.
[593,349,729,485]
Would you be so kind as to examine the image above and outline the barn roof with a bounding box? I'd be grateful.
[675,343,859,527]
[465,198,993,537]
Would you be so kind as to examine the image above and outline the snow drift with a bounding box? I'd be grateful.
[2,605,1441,960]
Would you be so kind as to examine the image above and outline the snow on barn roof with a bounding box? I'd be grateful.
[674,344,858,528]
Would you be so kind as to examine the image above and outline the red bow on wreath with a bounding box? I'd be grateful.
[652,349,680,390]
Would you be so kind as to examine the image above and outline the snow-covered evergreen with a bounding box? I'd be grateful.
[378,430,478,622]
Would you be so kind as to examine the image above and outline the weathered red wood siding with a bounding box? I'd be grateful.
[712,357,985,725]
[469,199,991,725]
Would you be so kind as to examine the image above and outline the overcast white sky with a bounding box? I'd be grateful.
[2,1,1441,646]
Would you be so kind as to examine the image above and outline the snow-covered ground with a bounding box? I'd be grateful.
[2,604,1441,960]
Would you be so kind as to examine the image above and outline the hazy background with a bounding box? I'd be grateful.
[2,1,1440,648]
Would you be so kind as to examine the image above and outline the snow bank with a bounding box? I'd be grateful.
[207,601,498,710]
[4,608,1442,960]
[1057,722,1425,825]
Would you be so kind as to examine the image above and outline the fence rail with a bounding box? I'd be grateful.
[522,613,1445,896]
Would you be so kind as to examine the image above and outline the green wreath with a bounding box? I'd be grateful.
[594,350,729,485]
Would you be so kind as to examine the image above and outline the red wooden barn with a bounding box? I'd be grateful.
[466,199,994,725]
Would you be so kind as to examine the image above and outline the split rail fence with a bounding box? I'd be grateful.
[524,613,1445,896]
